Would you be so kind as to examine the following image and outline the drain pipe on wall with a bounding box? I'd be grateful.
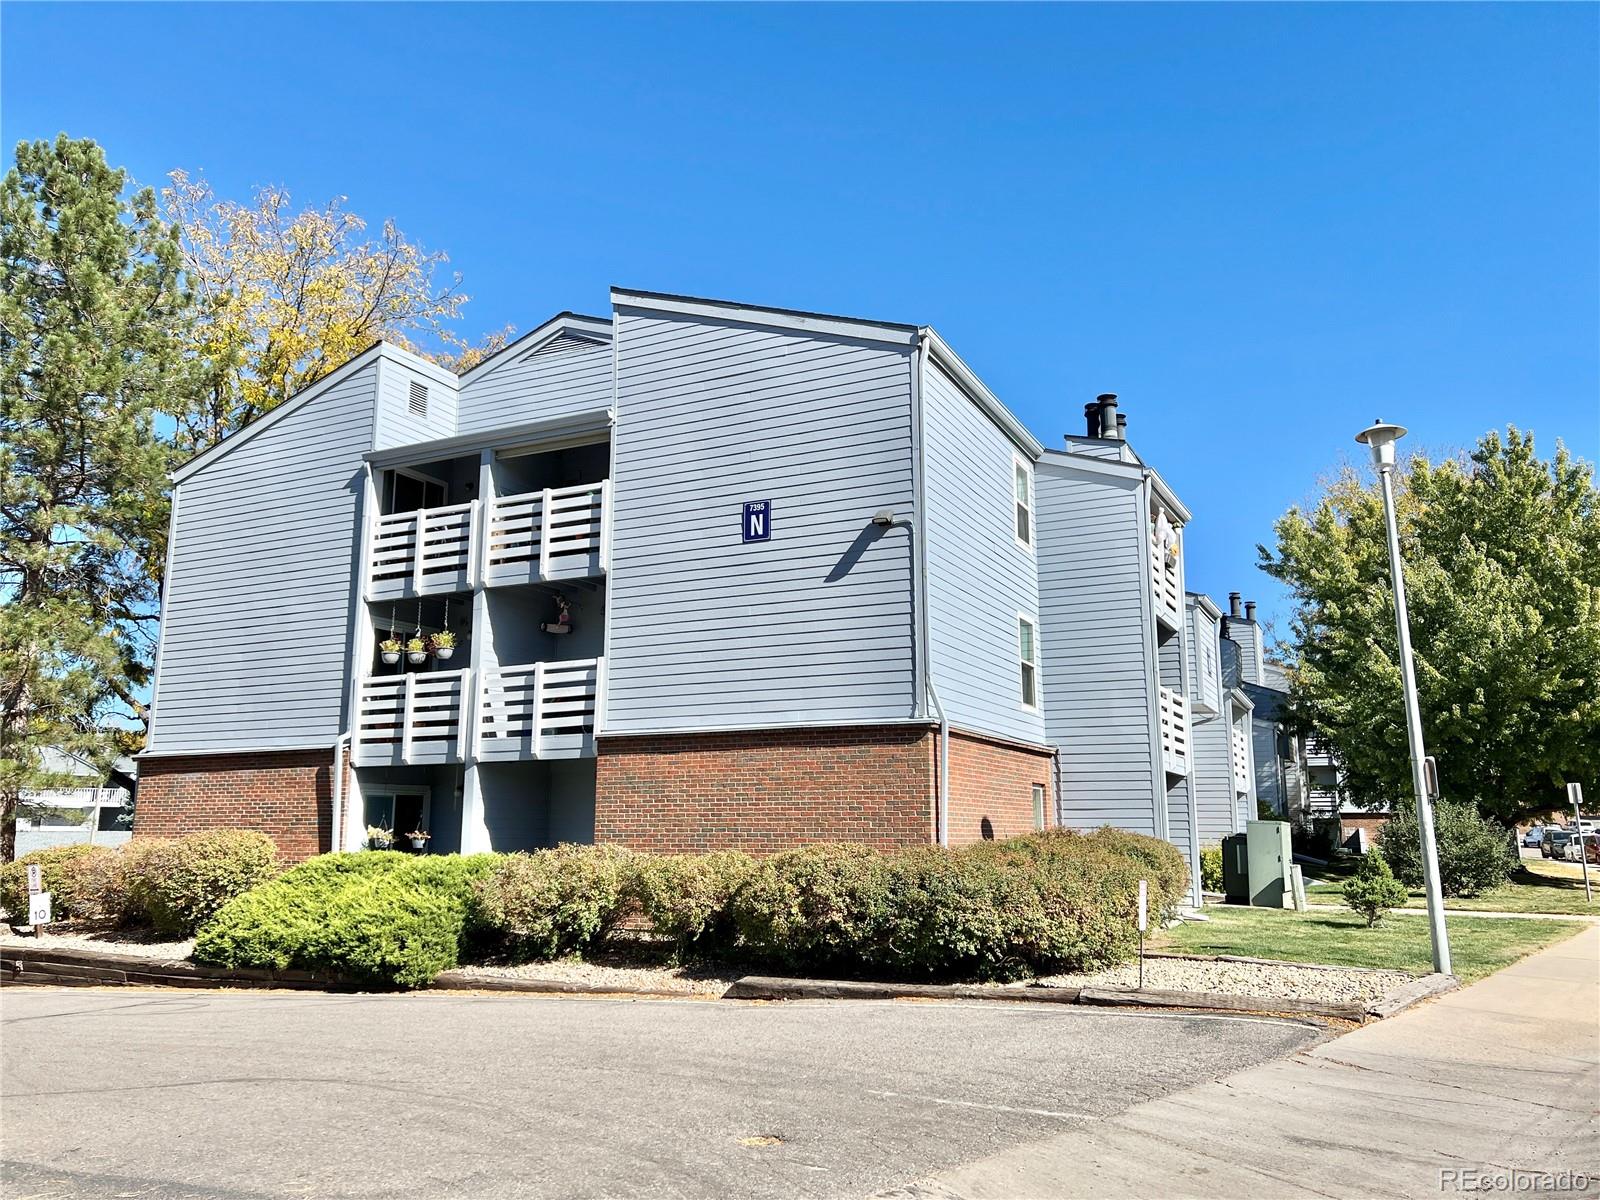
[329,732,351,853]
[927,681,950,847]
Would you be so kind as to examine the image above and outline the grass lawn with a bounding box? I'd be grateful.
[1151,904,1583,983]
[1302,855,1600,915]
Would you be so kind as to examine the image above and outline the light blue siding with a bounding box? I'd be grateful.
[373,355,458,449]
[1035,460,1159,835]
[1191,711,1237,844]
[922,361,1044,746]
[603,306,918,731]
[149,364,378,752]
[457,333,613,437]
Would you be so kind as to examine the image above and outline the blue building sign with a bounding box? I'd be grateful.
[742,499,772,543]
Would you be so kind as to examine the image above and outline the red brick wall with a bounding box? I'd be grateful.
[1340,812,1392,853]
[594,726,938,853]
[944,729,1054,845]
[134,749,333,862]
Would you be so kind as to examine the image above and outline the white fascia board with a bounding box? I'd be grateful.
[599,716,940,739]
[1146,467,1193,525]
[364,409,613,468]
[1229,687,1256,714]
[458,312,614,387]
[377,342,462,389]
[1036,447,1145,486]
[920,329,1045,459]
[1188,591,1224,620]
[611,287,920,347]
[171,343,385,484]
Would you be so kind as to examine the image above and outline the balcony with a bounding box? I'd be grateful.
[351,658,603,768]
[477,658,602,761]
[365,482,608,601]
[1231,722,1251,794]
[1150,524,1182,631]
[1159,685,1191,778]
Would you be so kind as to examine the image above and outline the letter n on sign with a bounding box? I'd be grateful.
[742,500,772,543]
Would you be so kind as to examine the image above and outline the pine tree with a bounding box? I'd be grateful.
[0,135,189,861]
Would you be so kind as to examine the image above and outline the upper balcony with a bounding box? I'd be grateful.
[1150,517,1182,632]
[1230,721,1251,795]
[366,481,609,601]
[1159,685,1191,779]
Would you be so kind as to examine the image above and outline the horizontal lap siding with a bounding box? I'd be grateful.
[922,363,1043,747]
[456,337,613,435]
[1191,710,1237,843]
[605,309,917,731]
[373,358,457,449]
[149,368,377,752]
[1034,464,1158,834]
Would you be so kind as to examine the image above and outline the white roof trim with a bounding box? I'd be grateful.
[380,342,462,388]
[921,329,1045,458]
[1037,447,1145,484]
[1188,592,1224,620]
[458,312,613,386]
[612,287,920,347]
[171,343,386,483]
[1148,468,1193,525]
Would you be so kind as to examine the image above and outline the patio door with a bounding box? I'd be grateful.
[363,787,431,850]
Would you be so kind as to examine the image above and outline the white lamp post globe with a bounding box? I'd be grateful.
[1355,419,1408,469]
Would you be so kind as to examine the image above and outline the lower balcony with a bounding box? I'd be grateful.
[352,658,602,768]
[1159,685,1191,778]
[1231,722,1251,795]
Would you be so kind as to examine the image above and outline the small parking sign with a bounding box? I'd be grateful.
[742,500,772,543]
[29,891,52,927]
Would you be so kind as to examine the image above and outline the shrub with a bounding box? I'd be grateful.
[470,845,635,961]
[730,843,893,972]
[1380,801,1517,898]
[1080,827,1191,918]
[1342,852,1408,926]
[132,830,279,935]
[195,851,500,988]
[0,844,119,922]
[627,850,755,954]
[1199,845,1224,894]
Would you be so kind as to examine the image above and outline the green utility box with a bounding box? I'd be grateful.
[1246,820,1293,908]
[1221,834,1249,904]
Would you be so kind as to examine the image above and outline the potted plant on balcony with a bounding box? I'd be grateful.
[541,596,573,635]
[407,829,431,851]
[379,637,403,666]
[366,825,394,851]
[405,636,428,665]
[429,630,456,661]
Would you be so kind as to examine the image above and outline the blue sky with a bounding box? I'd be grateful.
[5,2,1596,635]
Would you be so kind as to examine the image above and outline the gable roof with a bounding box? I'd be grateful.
[458,312,613,388]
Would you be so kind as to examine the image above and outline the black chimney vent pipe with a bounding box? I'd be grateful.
[1083,402,1101,439]
[1096,394,1120,441]
[1229,592,1243,618]
[1245,601,1257,622]
[1116,413,1128,438]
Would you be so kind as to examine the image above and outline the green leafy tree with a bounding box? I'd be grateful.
[1261,429,1600,823]
[1342,851,1408,927]
[0,135,188,861]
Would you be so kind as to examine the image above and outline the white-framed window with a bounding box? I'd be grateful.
[1032,784,1046,830]
[363,785,432,851]
[1012,456,1034,549]
[1018,614,1040,709]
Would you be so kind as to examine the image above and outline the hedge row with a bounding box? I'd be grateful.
[0,831,278,935]
[194,827,1189,988]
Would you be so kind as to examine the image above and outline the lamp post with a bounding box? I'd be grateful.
[1355,420,1453,975]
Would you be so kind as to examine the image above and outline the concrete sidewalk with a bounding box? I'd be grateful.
[886,924,1600,1200]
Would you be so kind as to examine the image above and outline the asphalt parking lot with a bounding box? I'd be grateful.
[0,987,1319,1199]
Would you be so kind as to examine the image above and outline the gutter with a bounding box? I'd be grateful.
[928,682,950,847]
[330,733,351,853]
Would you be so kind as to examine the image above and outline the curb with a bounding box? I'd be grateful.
[1,945,351,991]
[431,970,712,1000]
[722,976,1082,1005]
[1077,985,1366,1020]
[1363,971,1457,1019]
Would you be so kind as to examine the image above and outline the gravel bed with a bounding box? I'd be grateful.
[1035,956,1414,1004]
[451,958,741,996]
[2,928,196,961]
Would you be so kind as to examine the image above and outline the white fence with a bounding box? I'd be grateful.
[367,501,477,600]
[353,669,472,765]
[1159,685,1191,778]
[477,658,602,761]
[1150,527,1183,629]
[1231,721,1251,794]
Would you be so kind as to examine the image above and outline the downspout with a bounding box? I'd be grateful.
[912,330,946,845]
[330,732,351,854]
[928,681,950,847]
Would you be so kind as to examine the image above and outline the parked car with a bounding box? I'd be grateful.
[1541,828,1572,859]
[1562,832,1599,865]
[1523,825,1546,848]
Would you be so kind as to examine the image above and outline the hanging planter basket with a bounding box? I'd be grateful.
[405,639,428,665]
[434,646,454,661]
[380,646,402,666]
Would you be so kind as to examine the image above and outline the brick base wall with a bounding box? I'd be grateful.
[594,726,937,853]
[134,749,334,862]
[944,729,1054,845]
[1340,812,1393,853]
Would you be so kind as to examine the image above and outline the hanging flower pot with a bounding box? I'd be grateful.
[405,637,428,665]
[379,638,402,666]
[430,630,456,661]
[408,829,431,851]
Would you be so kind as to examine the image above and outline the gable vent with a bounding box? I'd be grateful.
[526,332,606,359]
[408,380,429,417]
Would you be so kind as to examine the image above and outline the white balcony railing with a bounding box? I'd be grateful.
[1230,722,1251,794]
[1159,685,1191,778]
[367,501,478,601]
[1150,524,1183,630]
[477,657,602,761]
[364,483,608,599]
[484,482,608,587]
[353,669,471,766]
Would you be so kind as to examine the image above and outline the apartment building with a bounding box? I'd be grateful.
[136,288,1218,888]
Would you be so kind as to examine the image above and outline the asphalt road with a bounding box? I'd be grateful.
[0,988,1318,1199]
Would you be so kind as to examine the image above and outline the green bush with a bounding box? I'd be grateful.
[627,850,755,954]
[132,830,280,935]
[1342,852,1408,926]
[470,845,635,962]
[1080,827,1191,918]
[730,843,894,972]
[1199,845,1224,894]
[1380,800,1517,897]
[195,851,499,988]
[0,844,119,921]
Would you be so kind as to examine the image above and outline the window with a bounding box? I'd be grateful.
[1013,459,1033,548]
[1032,784,1046,831]
[408,380,429,417]
[1018,615,1039,708]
